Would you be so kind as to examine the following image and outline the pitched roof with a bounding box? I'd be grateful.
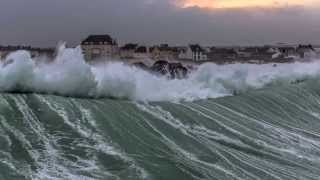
[149,46,159,52]
[135,46,148,53]
[278,47,295,51]
[121,43,138,50]
[149,44,179,53]
[81,35,116,45]
[189,44,205,53]
[0,45,54,53]
[158,44,171,51]
[297,44,315,51]
[210,47,237,54]
[238,47,273,54]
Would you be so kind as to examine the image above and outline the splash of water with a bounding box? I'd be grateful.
[0,44,320,101]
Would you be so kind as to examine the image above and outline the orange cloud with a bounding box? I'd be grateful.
[181,0,313,9]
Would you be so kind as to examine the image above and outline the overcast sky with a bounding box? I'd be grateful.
[0,0,319,47]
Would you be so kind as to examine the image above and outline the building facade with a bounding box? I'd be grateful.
[179,44,207,61]
[296,44,316,59]
[81,35,119,61]
[0,46,54,59]
[120,43,138,59]
[149,44,179,61]
[133,46,149,59]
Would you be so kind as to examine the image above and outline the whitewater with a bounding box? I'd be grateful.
[2,45,320,180]
[0,44,319,102]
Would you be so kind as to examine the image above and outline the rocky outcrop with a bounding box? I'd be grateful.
[168,62,188,79]
[150,60,170,75]
[150,61,188,79]
[132,62,149,71]
[132,60,188,79]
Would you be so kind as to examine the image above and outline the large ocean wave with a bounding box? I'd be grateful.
[2,45,320,180]
[1,44,320,101]
[1,80,320,179]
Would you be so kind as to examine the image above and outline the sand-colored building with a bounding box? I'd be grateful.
[119,43,138,59]
[81,35,119,61]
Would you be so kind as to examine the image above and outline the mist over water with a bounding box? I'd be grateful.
[0,44,320,101]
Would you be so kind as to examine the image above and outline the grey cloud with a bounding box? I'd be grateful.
[0,0,319,47]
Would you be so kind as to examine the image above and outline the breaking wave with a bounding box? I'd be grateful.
[3,45,320,180]
[1,44,320,101]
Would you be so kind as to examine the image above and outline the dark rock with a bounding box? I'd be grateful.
[150,60,188,79]
[150,60,170,75]
[132,62,149,71]
[131,60,189,79]
[168,63,188,79]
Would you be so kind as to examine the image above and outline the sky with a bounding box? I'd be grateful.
[181,0,315,9]
[0,0,319,47]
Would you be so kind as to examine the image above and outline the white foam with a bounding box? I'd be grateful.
[1,44,320,102]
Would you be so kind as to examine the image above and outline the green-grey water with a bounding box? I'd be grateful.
[1,81,320,180]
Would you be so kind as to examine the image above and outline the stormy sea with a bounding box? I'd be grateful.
[2,45,320,180]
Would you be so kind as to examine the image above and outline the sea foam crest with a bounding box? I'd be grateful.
[0,44,320,102]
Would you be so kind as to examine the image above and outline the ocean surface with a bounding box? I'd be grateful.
[1,46,320,179]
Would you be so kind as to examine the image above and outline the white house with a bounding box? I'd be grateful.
[178,44,207,61]
[296,45,316,59]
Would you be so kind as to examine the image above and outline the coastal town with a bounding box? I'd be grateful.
[1,34,320,66]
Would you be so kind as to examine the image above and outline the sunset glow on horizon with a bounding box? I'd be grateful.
[180,0,315,9]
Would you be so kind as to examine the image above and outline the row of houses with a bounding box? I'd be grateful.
[0,46,55,59]
[81,35,208,62]
[0,34,318,64]
[81,34,319,63]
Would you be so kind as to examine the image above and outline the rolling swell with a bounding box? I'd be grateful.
[1,81,320,179]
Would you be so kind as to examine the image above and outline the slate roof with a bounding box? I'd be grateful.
[189,44,205,53]
[81,35,116,45]
[210,47,237,54]
[0,46,54,53]
[135,46,148,53]
[121,43,138,50]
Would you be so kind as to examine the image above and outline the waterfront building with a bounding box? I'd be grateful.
[120,43,138,59]
[206,47,237,63]
[149,44,179,61]
[179,44,207,61]
[296,44,316,59]
[81,34,118,61]
[133,46,149,59]
[0,46,54,59]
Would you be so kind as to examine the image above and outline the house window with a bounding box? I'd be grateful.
[92,48,101,54]
[92,48,102,59]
